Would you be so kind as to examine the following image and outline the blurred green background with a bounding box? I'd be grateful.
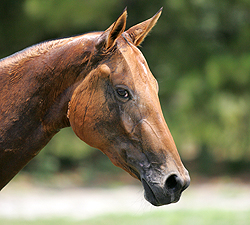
[1,0,250,185]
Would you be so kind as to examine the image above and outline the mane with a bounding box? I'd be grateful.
[0,32,101,69]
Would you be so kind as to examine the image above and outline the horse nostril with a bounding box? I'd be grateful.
[165,174,183,193]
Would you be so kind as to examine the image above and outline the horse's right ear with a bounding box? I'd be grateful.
[96,8,127,50]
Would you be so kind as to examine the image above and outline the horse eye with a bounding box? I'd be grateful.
[116,88,129,99]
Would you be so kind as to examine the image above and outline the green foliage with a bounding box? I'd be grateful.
[1,0,250,175]
[43,128,93,160]
[24,0,119,33]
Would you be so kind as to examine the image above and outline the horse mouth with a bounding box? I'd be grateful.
[141,178,181,206]
[141,179,161,206]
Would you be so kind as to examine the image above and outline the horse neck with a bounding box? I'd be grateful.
[1,34,98,133]
[0,34,100,189]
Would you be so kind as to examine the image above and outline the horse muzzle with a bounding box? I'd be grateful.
[141,171,190,206]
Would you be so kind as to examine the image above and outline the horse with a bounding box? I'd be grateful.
[0,8,190,206]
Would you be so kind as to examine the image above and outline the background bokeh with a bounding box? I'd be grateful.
[1,0,250,185]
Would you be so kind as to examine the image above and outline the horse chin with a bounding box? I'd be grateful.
[128,167,141,180]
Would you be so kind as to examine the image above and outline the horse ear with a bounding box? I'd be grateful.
[97,8,127,50]
[126,7,162,46]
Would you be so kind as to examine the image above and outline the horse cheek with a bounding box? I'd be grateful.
[68,94,88,144]
[69,86,106,150]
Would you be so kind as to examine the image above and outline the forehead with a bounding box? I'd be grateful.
[114,36,157,86]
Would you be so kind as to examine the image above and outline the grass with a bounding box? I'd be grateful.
[1,209,250,225]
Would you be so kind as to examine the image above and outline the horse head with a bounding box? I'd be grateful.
[68,8,190,206]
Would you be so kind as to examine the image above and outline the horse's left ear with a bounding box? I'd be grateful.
[96,8,127,50]
[126,7,162,46]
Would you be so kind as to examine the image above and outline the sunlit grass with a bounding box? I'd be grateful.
[1,209,250,225]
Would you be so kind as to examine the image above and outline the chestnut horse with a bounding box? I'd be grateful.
[0,8,190,206]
